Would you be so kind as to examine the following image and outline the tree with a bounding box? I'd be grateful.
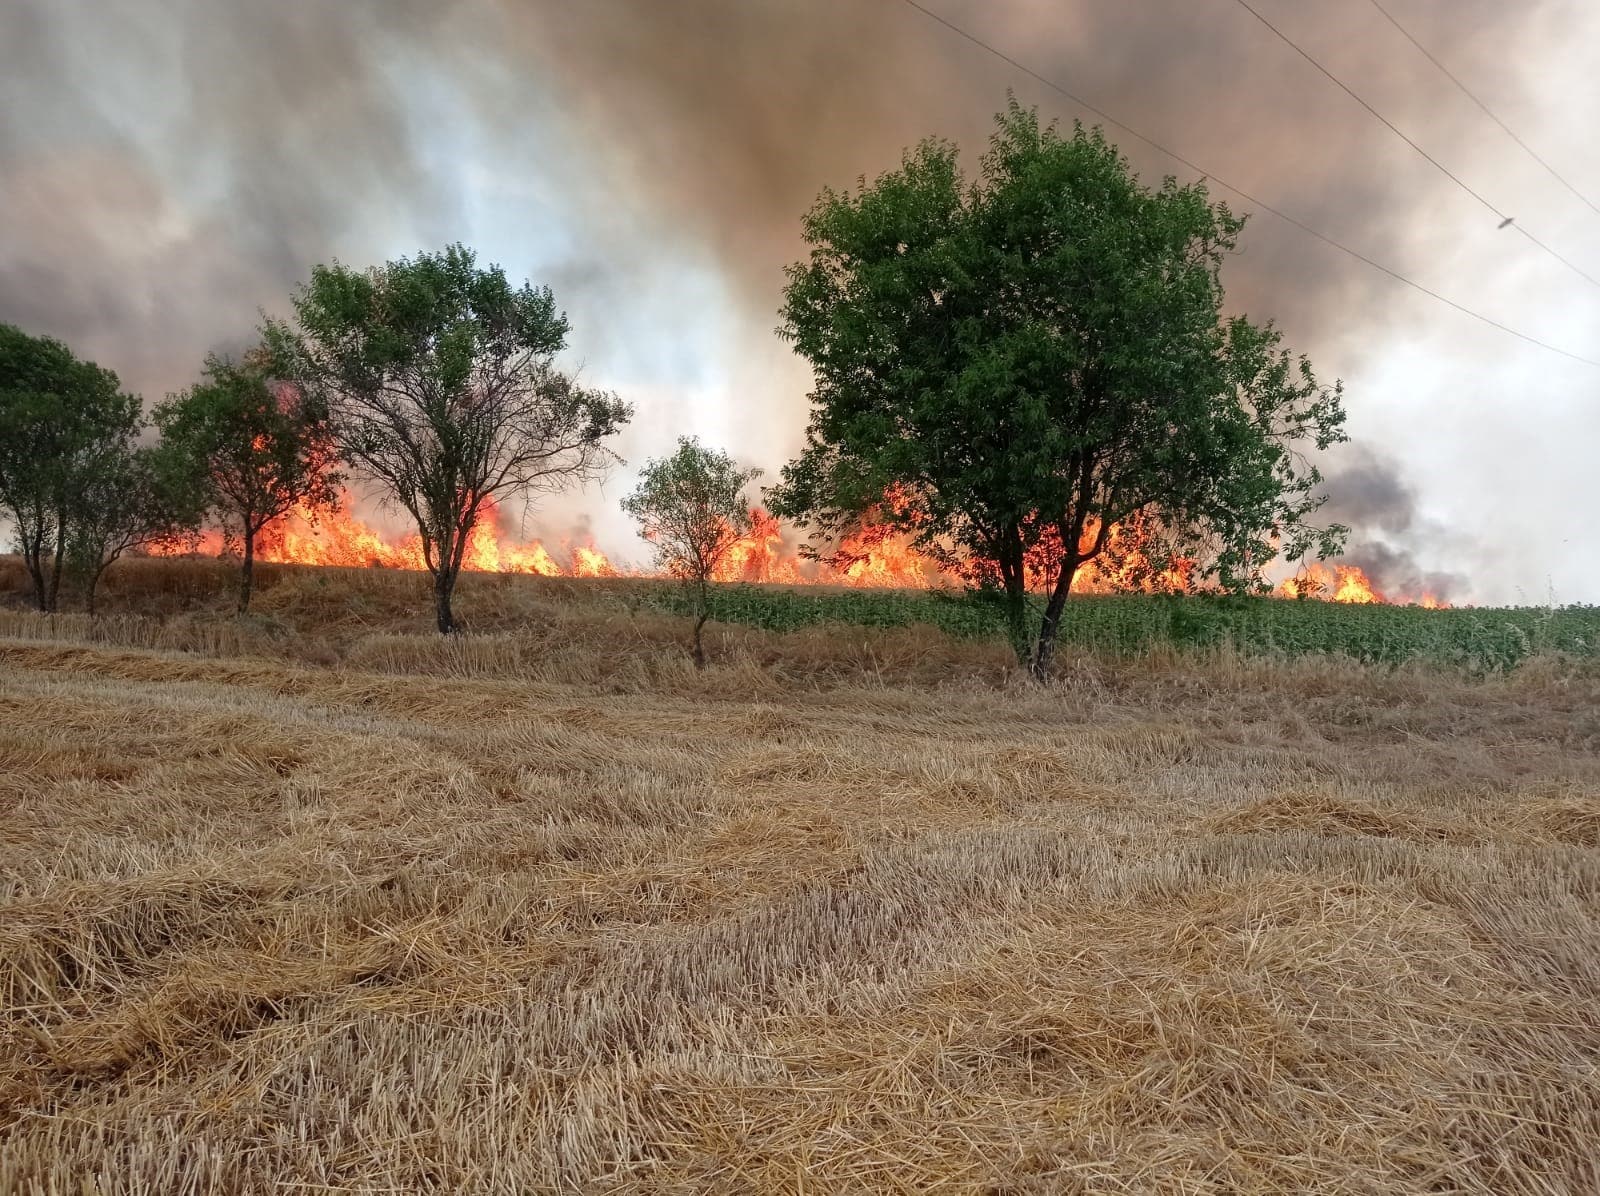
[623,437,761,669]
[156,350,342,612]
[0,324,142,611]
[265,245,632,633]
[63,436,205,616]
[770,103,1347,680]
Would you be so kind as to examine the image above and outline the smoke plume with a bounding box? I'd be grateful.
[1318,445,1467,601]
[2,0,1591,595]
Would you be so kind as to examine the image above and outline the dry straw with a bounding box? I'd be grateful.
[1,558,1598,1192]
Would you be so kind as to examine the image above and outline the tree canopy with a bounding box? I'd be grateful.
[63,436,205,615]
[156,350,342,612]
[265,244,632,633]
[770,102,1347,678]
[623,436,761,668]
[0,324,145,611]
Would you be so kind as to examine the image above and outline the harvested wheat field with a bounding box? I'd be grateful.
[2,561,1599,1193]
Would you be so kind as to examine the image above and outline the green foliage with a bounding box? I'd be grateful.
[63,438,206,615]
[623,438,761,582]
[638,583,1600,674]
[622,437,761,667]
[265,244,632,632]
[770,102,1346,677]
[155,350,343,610]
[0,323,147,610]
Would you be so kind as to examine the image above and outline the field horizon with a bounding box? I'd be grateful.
[2,557,1598,1192]
[3,554,1597,677]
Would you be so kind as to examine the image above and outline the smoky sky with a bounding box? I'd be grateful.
[1317,445,1467,602]
[3,0,1596,600]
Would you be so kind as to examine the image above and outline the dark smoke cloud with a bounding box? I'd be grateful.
[1319,445,1467,600]
[0,0,1572,581]
[490,0,1529,344]
[0,0,457,393]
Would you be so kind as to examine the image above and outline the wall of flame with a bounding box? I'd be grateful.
[160,490,1445,606]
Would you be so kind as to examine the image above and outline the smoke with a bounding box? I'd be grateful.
[0,0,458,392]
[1318,445,1467,601]
[1,0,1587,592]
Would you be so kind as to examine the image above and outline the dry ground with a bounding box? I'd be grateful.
[2,560,1599,1193]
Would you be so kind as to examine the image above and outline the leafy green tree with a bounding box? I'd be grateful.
[0,324,142,611]
[156,350,342,612]
[771,103,1347,679]
[63,436,205,616]
[265,244,632,633]
[623,437,761,669]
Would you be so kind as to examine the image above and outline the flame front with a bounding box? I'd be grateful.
[161,488,1448,605]
[1277,563,1447,608]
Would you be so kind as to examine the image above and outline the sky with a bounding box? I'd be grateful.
[2,0,1597,604]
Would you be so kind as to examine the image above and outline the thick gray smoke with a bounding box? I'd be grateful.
[0,1,461,394]
[1318,445,1467,601]
[0,0,1583,589]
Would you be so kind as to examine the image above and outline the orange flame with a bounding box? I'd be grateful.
[159,487,1448,605]
[711,509,805,585]
[1277,563,1447,608]
[174,497,604,577]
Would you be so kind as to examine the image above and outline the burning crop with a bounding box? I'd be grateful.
[158,488,1448,606]
[1277,562,1448,608]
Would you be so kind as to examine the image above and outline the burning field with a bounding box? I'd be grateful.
[159,488,1448,607]
[1,564,1598,1193]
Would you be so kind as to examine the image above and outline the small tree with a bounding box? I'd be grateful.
[266,245,632,633]
[156,351,342,612]
[772,103,1347,680]
[0,324,142,611]
[623,437,760,669]
[63,437,204,615]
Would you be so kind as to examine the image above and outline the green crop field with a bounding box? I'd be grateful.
[641,583,1600,671]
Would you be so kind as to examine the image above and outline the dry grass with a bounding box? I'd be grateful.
[2,558,1599,1193]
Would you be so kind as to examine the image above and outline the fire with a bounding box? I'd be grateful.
[167,491,935,587]
[712,509,805,585]
[1001,513,1195,596]
[159,486,1449,606]
[571,545,618,578]
[710,500,932,587]
[174,496,611,577]
[1277,563,1447,608]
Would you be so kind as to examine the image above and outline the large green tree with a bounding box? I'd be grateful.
[771,103,1347,679]
[265,245,632,633]
[0,324,143,611]
[156,350,342,613]
[622,437,760,669]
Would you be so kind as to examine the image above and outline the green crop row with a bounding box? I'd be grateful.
[637,583,1600,671]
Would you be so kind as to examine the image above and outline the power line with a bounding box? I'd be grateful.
[891,0,1600,370]
[1367,0,1600,220]
[1229,0,1600,293]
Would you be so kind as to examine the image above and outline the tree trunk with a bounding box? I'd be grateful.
[433,568,458,634]
[997,525,1031,666]
[25,561,47,611]
[85,564,106,618]
[1029,556,1080,683]
[238,529,255,614]
[692,577,709,670]
[46,523,65,613]
[1003,581,1030,667]
[20,528,48,612]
